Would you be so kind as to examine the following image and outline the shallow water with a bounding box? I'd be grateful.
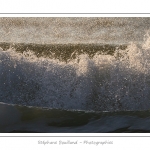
[1,103,150,133]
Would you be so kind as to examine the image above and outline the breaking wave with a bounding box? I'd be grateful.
[1,34,150,112]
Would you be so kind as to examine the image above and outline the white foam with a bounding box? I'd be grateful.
[1,33,150,111]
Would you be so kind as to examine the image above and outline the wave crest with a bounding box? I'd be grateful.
[1,35,150,111]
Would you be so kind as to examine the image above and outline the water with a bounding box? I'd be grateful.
[1,17,150,133]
